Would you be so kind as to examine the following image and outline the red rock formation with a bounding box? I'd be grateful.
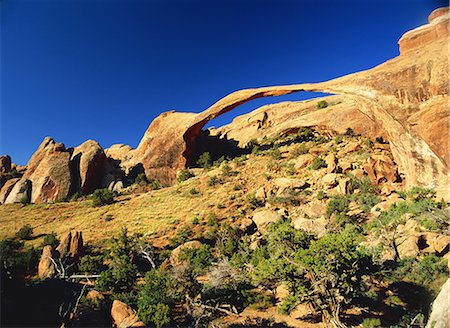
[111,300,145,328]
[70,231,84,259]
[7,137,73,204]
[0,155,11,174]
[132,9,449,198]
[56,231,72,258]
[71,140,107,195]
[0,178,19,204]
[399,7,449,54]
[38,245,58,278]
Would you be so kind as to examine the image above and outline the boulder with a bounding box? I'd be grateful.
[56,232,72,258]
[325,153,337,174]
[170,240,202,266]
[71,140,107,195]
[0,155,11,173]
[112,181,124,192]
[321,173,339,188]
[86,290,104,302]
[0,178,19,204]
[9,137,73,204]
[252,209,282,232]
[38,245,58,278]
[397,235,420,259]
[4,179,31,204]
[363,155,399,184]
[105,144,134,162]
[240,218,256,234]
[426,278,450,328]
[111,300,145,328]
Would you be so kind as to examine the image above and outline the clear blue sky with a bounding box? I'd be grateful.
[1,0,447,165]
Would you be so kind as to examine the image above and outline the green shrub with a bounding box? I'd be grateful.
[177,169,194,183]
[335,135,343,144]
[197,152,212,169]
[317,190,326,200]
[268,146,282,160]
[148,179,162,190]
[326,195,349,218]
[42,232,60,248]
[179,244,213,275]
[137,269,174,327]
[317,100,329,109]
[290,144,308,157]
[309,157,326,170]
[221,164,235,177]
[361,318,382,328]
[16,224,33,240]
[247,193,264,208]
[189,188,199,195]
[169,226,193,248]
[206,212,219,227]
[208,175,219,186]
[69,192,81,202]
[92,189,116,206]
[135,173,147,185]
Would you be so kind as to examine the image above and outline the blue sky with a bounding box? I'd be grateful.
[1,0,447,165]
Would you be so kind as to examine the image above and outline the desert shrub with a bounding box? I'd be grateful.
[361,318,382,328]
[96,228,138,292]
[69,192,81,202]
[179,244,213,275]
[169,225,193,248]
[16,224,33,240]
[317,190,326,200]
[290,144,308,157]
[208,175,219,186]
[221,164,236,177]
[278,295,299,315]
[42,232,60,248]
[191,217,200,225]
[215,224,241,258]
[92,189,116,206]
[135,173,148,185]
[317,100,329,109]
[294,225,373,325]
[392,254,448,291]
[267,146,282,160]
[213,155,227,167]
[335,135,343,144]
[345,128,355,136]
[197,152,212,169]
[309,157,326,170]
[177,169,194,183]
[326,195,349,218]
[78,255,107,274]
[0,238,39,275]
[189,188,199,195]
[206,212,219,227]
[247,193,264,209]
[137,269,174,327]
[148,179,162,190]
[283,162,295,175]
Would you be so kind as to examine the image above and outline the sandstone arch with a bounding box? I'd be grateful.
[133,8,449,197]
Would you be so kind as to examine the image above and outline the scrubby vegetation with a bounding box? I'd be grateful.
[1,128,448,328]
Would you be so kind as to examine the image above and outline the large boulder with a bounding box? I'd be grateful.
[111,300,145,328]
[363,155,399,184]
[56,232,72,258]
[4,179,31,204]
[170,240,202,266]
[7,137,73,204]
[38,245,58,278]
[71,140,107,194]
[426,278,450,328]
[0,155,11,174]
[70,231,84,259]
[0,178,19,204]
[252,209,283,232]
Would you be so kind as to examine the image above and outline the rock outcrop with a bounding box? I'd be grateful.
[0,178,19,204]
[426,278,450,328]
[70,231,84,259]
[4,179,31,204]
[7,138,73,204]
[129,7,449,198]
[56,232,72,258]
[170,240,202,266]
[38,245,58,278]
[71,140,107,194]
[0,155,11,174]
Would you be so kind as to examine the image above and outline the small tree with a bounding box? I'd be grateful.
[295,225,373,327]
[197,152,212,169]
[16,224,33,240]
[92,189,116,206]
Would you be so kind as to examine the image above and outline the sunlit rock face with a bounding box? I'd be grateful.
[133,8,449,198]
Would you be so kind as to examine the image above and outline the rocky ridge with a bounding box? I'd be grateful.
[0,7,448,203]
